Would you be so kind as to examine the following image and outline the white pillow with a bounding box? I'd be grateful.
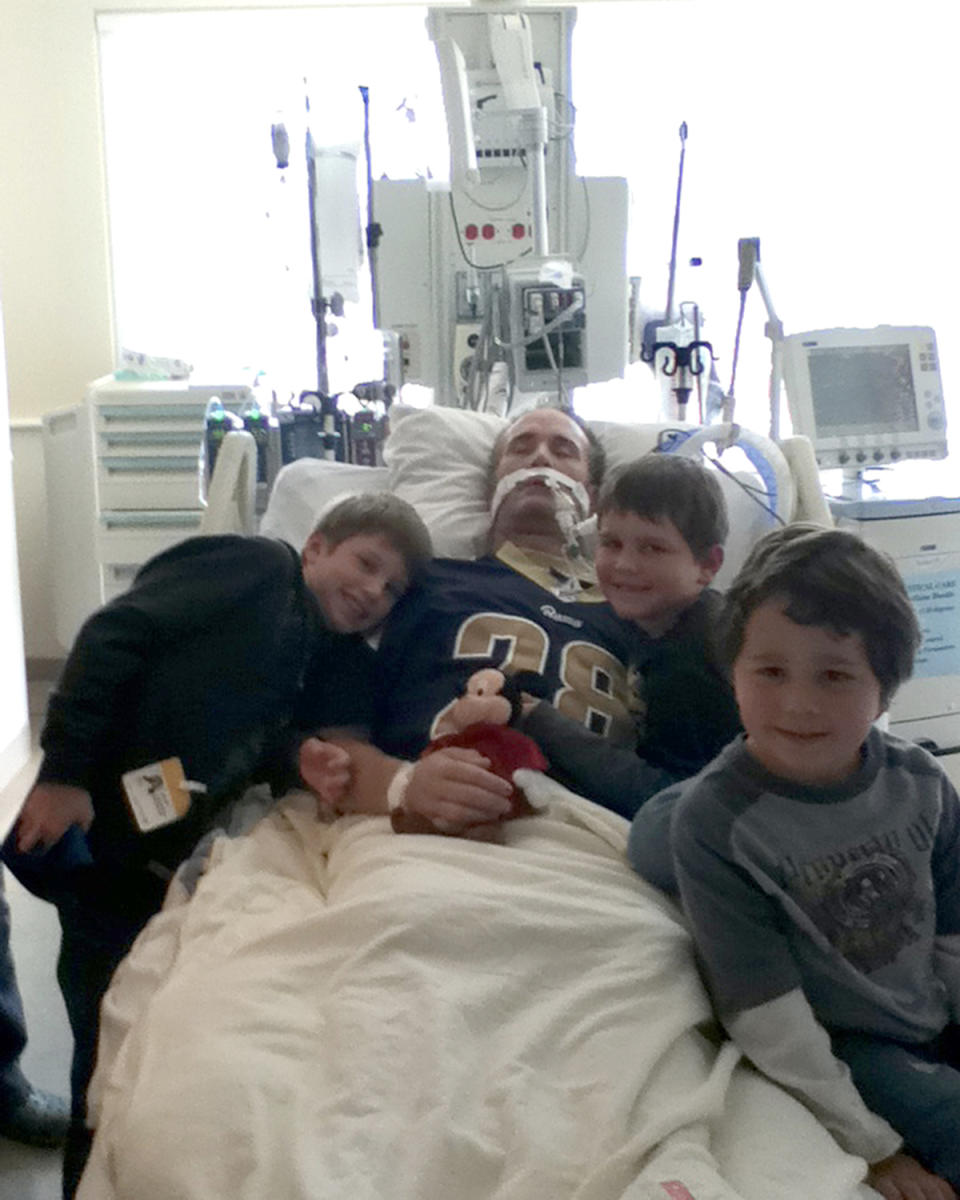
[258,458,390,550]
[260,404,795,582]
[384,405,506,558]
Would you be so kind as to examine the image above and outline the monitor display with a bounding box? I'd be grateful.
[808,344,918,438]
[781,326,947,469]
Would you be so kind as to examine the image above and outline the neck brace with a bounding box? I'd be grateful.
[490,467,591,578]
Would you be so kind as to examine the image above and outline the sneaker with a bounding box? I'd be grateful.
[0,1086,71,1148]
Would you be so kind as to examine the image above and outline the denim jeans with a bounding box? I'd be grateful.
[0,866,30,1115]
[55,876,164,1199]
[832,1027,960,1186]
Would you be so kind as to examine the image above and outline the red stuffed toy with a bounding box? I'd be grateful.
[391,668,548,839]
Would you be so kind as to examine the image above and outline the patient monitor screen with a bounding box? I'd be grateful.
[809,343,919,438]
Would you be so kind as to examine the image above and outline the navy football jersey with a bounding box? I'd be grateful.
[374,543,637,759]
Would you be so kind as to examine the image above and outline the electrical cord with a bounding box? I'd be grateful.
[493,293,584,352]
[539,320,569,408]
[655,426,786,527]
[701,448,786,526]
[466,294,498,411]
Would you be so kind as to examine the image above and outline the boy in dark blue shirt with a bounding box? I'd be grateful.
[520,453,742,816]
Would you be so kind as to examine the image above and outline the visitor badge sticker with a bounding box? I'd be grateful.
[121,757,206,832]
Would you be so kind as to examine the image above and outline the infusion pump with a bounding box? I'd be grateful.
[782,325,947,469]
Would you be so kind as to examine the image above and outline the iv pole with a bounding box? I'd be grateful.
[358,85,382,331]
[664,121,687,328]
[305,95,330,398]
[731,237,785,440]
[646,123,713,423]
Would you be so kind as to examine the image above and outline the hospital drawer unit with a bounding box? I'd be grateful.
[96,510,206,605]
[95,404,210,510]
[43,376,252,650]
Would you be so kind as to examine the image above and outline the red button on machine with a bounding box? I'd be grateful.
[482,224,495,240]
[464,224,478,241]
[512,223,526,239]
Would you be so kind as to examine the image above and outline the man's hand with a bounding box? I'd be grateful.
[868,1153,958,1200]
[299,737,353,817]
[403,747,514,832]
[16,783,94,852]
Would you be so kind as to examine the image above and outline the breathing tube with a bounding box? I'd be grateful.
[490,467,591,596]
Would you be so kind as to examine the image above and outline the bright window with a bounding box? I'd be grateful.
[98,2,958,491]
[98,8,446,396]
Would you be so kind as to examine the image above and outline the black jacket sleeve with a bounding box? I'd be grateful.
[37,535,302,791]
[520,702,675,820]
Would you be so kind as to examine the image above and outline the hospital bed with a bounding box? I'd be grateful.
[203,401,830,565]
[77,407,883,1200]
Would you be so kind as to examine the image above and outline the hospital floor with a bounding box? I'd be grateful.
[0,678,72,1200]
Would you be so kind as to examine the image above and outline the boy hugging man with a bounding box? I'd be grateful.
[6,492,430,1199]
[630,524,960,1200]
[520,453,742,816]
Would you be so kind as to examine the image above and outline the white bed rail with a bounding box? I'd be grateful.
[200,429,257,536]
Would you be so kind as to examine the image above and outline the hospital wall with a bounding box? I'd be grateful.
[0,0,470,663]
[0,287,31,789]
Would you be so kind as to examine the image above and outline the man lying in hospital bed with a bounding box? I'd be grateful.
[77,404,882,1200]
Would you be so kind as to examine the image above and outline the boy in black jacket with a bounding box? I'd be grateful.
[6,491,430,1198]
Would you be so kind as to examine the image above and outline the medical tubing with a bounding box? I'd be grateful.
[493,293,584,352]
[539,319,568,407]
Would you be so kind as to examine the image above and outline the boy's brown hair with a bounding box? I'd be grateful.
[597,453,729,560]
[312,492,432,577]
[719,523,921,706]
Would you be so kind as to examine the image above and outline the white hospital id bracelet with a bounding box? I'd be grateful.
[386,762,415,813]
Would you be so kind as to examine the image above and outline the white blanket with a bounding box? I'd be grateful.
[79,783,877,1200]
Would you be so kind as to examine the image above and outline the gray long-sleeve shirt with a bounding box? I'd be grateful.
[629,729,960,1162]
[636,729,960,1042]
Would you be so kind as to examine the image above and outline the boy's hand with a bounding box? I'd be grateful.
[299,737,353,816]
[868,1153,958,1200]
[404,747,513,832]
[16,783,94,852]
